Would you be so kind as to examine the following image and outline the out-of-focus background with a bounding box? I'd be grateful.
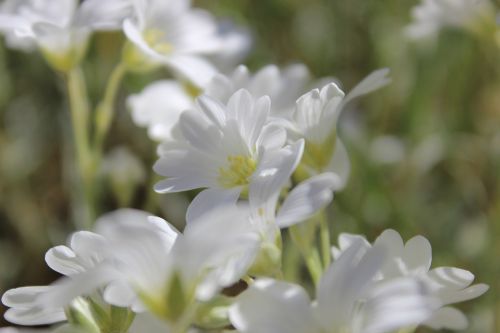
[0,0,499,331]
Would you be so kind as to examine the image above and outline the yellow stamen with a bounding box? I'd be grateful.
[218,155,256,188]
[143,29,173,55]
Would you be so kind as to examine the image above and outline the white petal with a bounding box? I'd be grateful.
[45,246,83,276]
[2,286,50,308]
[178,109,222,151]
[75,0,132,30]
[316,239,386,328]
[127,80,193,141]
[165,55,217,88]
[427,266,475,290]
[103,280,137,308]
[340,68,391,108]
[331,233,371,259]
[424,307,468,330]
[196,94,227,129]
[256,124,287,153]
[362,278,437,333]
[402,235,432,273]
[249,140,304,219]
[229,278,317,333]
[37,267,117,309]
[122,19,162,62]
[4,307,66,326]
[276,173,337,228]
[186,188,241,225]
[438,283,489,305]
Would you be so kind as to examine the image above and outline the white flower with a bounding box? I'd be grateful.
[184,138,337,275]
[289,69,391,189]
[406,0,495,39]
[0,0,131,69]
[127,80,194,141]
[127,64,309,142]
[101,146,146,206]
[153,89,303,203]
[332,229,490,330]
[205,64,312,117]
[10,207,259,325]
[229,239,437,333]
[1,224,112,326]
[123,0,250,87]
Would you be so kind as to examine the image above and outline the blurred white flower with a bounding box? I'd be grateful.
[369,135,406,165]
[5,208,259,326]
[229,239,438,333]
[406,0,495,39]
[0,0,131,70]
[206,64,312,118]
[127,80,194,141]
[153,89,304,204]
[101,146,146,206]
[332,229,489,330]
[127,64,310,142]
[1,225,111,325]
[123,0,250,87]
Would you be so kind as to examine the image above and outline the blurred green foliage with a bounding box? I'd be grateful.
[0,0,499,331]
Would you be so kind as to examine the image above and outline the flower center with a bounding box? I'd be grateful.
[218,155,256,188]
[144,29,173,55]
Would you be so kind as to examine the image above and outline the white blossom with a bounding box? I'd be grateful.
[123,0,250,87]
[229,239,438,333]
[0,0,131,69]
[331,229,490,330]
[153,89,304,205]
[127,80,194,141]
[127,64,310,142]
[288,69,391,189]
[406,0,495,39]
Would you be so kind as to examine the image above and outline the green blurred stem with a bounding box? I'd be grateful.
[318,211,331,269]
[94,62,127,157]
[289,222,323,286]
[67,67,95,228]
[304,247,323,286]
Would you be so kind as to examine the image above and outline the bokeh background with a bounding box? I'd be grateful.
[0,0,499,331]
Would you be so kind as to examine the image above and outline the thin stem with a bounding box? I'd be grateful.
[93,62,127,156]
[303,247,323,286]
[289,224,323,286]
[67,67,95,228]
[318,211,331,269]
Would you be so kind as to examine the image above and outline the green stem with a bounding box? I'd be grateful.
[289,224,323,286]
[318,211,331,269]
[93,62,127,156]
[303,247,323,286]
[67,67,95,228]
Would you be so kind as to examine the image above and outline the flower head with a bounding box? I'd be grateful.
[406,0,496,40]
[153,89,303,203]
[0,0,131,70]
[123,0,250,86]
[332,229,490,330]
[230,239,438,333]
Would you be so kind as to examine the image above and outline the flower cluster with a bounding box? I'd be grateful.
[0,0,489,333]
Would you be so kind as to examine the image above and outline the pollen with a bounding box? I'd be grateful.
[144,29,173,54]
[218,155,257,188]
